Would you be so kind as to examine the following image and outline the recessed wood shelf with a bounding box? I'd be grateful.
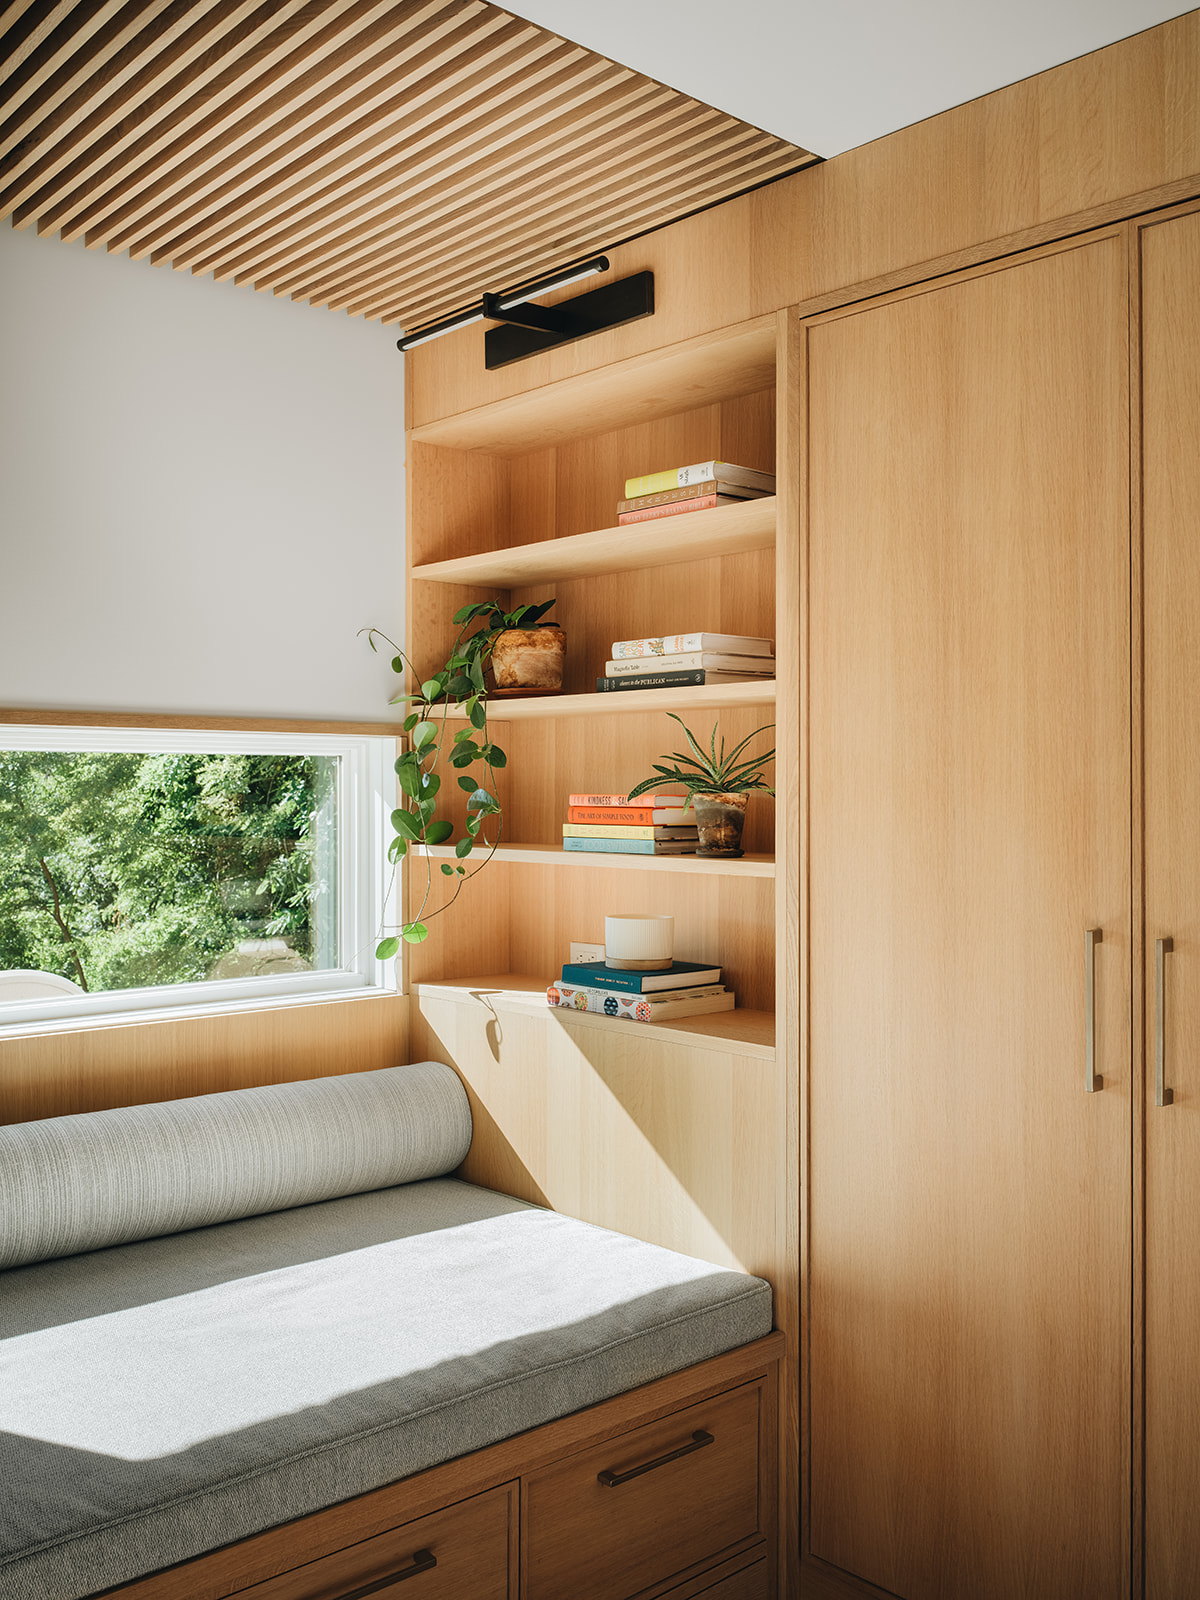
[409,318,777,454]
[447,680,776,720]
[415,844,775,878]
[413,974,776,1059]
[412,497,776,588]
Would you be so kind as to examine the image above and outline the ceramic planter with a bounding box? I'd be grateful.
[490,624,565,690]
[692,791,749,857]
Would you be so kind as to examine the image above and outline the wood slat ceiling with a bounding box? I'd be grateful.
[0,0,815,331]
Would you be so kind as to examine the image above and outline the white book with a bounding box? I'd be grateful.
[606,652,777,677]
[610,632,775,660]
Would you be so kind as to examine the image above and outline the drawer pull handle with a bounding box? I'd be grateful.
[598,1429,715,1487]
[338,1549,437,1599]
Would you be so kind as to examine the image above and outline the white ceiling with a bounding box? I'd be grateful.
[511,1,1192,157]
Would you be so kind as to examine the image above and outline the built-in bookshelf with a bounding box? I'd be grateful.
[415,843,775,877]
[412,974,777,1059]
[404,311,784,1033]
[412,495,776,587]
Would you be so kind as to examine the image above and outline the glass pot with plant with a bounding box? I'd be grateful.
[361,598,559,951]
[628,713,775,858]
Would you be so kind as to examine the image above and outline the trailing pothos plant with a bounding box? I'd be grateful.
[362,597,557,955]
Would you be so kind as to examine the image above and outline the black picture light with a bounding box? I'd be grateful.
[395,256,655,368]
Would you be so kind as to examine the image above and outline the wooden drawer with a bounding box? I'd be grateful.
[524,1381,763,1600]
[687,1561,768,1600]
[237,1482,515,1600]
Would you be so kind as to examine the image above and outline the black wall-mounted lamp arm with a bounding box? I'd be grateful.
[480,292,578,334]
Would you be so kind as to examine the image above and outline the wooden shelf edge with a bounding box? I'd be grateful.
[444,680,777,720]
[408,314,778,455]
[411,497,777,588]
[412,975,776,1058]
[414,844,775,877]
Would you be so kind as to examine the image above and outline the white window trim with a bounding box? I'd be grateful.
[0,725,399,1032]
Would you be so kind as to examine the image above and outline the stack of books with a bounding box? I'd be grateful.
[563,791,697,855]
[617,459,776,525]
[547,957,734,1021]
[597,631,775,693]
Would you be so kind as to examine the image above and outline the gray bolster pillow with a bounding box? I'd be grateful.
[0,1062,472,1270]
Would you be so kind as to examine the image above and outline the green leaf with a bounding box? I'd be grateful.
[450,745,477,768]
[376,936,401,960]
[390,809,422,840]
[457,775,478,792]
[387,836,408,862]
[421,677,445,702]
[466,786,494,811]
[402,922,429,943]
[387,690,419,705]
[425,820,454,845]
[484,744,507,768]
[440,863,455,876]
[415,797,436,824]
[390,656,403,673]
[403,712,420,732]
[412,720,437,749]
[469,701,487,729]
[455,837,474,858]
[419,770,440,798]
[396,763,421,798]
[466,814,482,835]
[456,865,466,876]
[453,727,474,744]
[449,674,474,700]
[469,658,486,692]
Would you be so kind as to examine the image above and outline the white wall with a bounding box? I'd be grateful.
[516,0,1191,156]
[0,226,405,722]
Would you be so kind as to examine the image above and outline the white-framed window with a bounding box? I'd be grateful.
[0,726,398,1031]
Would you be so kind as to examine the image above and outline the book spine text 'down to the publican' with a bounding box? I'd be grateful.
[595,669,771,691]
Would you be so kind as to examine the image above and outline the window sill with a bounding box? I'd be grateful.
[0,980,401,1042]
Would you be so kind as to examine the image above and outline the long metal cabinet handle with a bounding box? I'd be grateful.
[1086,928,1103,1092]
[1156,937,1174,1108]
[598,1429,714,1486]
[339,1550,437,1599]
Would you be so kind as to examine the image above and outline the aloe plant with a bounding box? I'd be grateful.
[627,713,776,801]
[362,598,556,951]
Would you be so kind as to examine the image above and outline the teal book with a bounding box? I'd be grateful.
[561,836,696,855]
[560,959,723,993]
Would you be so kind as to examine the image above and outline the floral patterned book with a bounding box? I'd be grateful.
[546,982,734,1021]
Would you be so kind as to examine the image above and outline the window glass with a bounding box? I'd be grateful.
[0,751,338,996]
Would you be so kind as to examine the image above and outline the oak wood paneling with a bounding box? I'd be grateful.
[0,992,409,1124]
[410,985,780,1277]
[805,231,1133,1599]
[411,13,1200,429]
[1141,199,1200,1600]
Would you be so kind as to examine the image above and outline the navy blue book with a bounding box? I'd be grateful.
[559,959,722,993]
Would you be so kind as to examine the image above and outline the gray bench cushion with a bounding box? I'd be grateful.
[0,1177,772,1600]
[0,1062,472,1269]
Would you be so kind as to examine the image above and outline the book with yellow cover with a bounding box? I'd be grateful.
[623,460,775,498]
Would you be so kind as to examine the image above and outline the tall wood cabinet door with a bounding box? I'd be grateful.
[1142,203,1200,1600]
[805,232,1132,1600]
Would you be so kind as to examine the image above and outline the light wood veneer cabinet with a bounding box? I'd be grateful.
[1141,203,1200,1600]
[805,228,1134,1599]
[803,204,1200,1600]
